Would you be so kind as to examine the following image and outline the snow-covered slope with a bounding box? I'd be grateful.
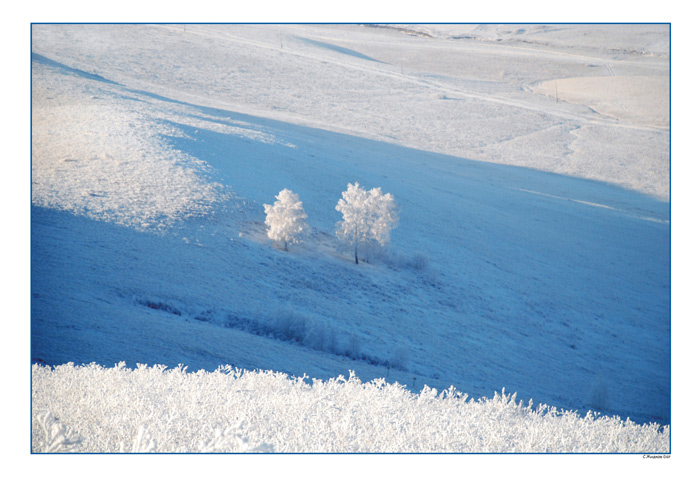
[31,24,670,442]
[31,23,670,200]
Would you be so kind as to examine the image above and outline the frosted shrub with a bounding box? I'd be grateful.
[371,248,430,272]
[336,182,399,264]
[269,308,308,342]
[34,410,82,452]
[32,363,670,453]
[265,309,365,360]
[303,320,338,353]
[263,189,309,250]
[227,309,366,361]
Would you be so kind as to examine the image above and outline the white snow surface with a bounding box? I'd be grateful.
[31,24,670,450]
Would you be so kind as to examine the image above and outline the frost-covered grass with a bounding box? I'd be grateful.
[32,363,669,453]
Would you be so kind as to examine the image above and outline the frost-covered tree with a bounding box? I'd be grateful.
[336,182,399,264]
[263,189,309,250]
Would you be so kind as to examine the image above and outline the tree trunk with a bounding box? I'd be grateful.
[354,245,358,264]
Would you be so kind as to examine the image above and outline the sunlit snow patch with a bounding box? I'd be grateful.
[32,61,224,230]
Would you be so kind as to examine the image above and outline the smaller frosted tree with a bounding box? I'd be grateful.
[336,182,399,264]
[264,189,309,250]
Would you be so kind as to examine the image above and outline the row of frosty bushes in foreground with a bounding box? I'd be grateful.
[32,363,669,453]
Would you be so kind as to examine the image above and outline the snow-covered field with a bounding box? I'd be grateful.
[30,23,670,453]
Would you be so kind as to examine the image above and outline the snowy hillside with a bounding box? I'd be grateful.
[30,24,670,451]
[31,24,669,200]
